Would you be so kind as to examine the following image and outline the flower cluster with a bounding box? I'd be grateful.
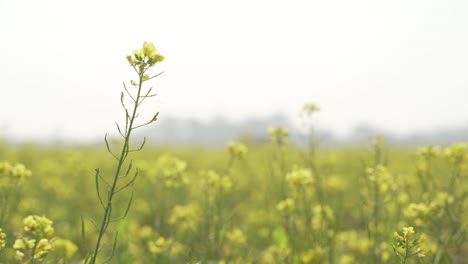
[53,238,78,259]
[0,161,32,178]
[127,41,164,68]
[276,198,295,213]
[286,167,314,187]
[300,246,326,263]
[261,245,291,264]
[168,204,199,231]
[268,127,289,145]
[225,229,247,245]
[301,102,320,115]
[202,170,232,193]
[366,165,395,193]
[417,145,440,160]
[147,236,172,255]
[404,192,454,226]
[393,227,426,259]
[444,143,467,165]
[311,205,334,231]
[154,155,189,188]
[227,142,248,160]
[14,215,55,263]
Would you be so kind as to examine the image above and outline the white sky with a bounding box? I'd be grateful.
[0,0,467,141]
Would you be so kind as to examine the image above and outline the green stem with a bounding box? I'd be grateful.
[224,155,234,175]
[90,73,144,264]
[0,178,19,225]
[403,244,409,264]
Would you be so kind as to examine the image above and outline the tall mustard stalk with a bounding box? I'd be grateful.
[89,42,164,264]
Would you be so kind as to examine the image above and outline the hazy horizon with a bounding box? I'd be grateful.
[1,0,467,142]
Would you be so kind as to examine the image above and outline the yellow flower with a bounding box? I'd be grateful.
[15,250,25,262]
[10,163,32,178]
[34,238,52,259]
[402,226,414,239]
[148,236,172,255]
[128,41,164,67]
[366,165,395,193]
[394,226,427,259]
[169,242,184,256]
[301,102,320,115]
[54,238,78,258]
[154,155,189,188]
[142,41,157,58]
[228,142,248,159]
[311,205,334,230]
[203,170,232,193]
[286,167,314,187]
[261,245,291,264]
[268,127,289,144]
[23,215,54,237]
[338,255,355,264]
[418,234,427,244]
[13,239,26,250]
[0,161,11,174]
[300,247,326,263]
[276,198,295,212]
[417,145,440,159]
[168,204,199,231]
[444,143,467,164]
[225,229,247,245]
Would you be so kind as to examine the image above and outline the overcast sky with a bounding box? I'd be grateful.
[0,0,467,141]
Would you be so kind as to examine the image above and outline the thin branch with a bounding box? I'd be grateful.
[115,170,138,194]
[89,218,99,231]
[125,109,130,133]
[137,87,157,106]
[111,191,134,222]
[147,71,164,80]
[104,134,119,160]
[81,215,86,240]
[95,169,105,209]
[103,205,113,232]
[128,137,146,152]
[132,66,139,75]
[119,160,133,178]
[115,122,125,138]
[98,174,111,188]
[103,232,118,263]
[133,113,159,129]
[122,82,136,102]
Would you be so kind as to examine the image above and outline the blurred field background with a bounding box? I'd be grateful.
[1,127,467,263]
[1,0,468,263]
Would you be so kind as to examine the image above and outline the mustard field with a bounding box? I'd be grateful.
[0,136,467,263]
[1,42,466,264]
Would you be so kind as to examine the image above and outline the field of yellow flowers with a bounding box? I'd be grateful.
[1,42,467,263]
[0,136,467,263]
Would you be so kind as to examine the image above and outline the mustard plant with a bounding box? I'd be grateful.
[226,141,248,174]
[361,137,398,262]
[199,169,233,261]
[88,41,164,263]
[0,161,32,225]
[267,127,290,201]
[53,238,78,263]
[392,227,426,263]
[13,215,55,264]
[416,145,440,193]
[299,102,325,203]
